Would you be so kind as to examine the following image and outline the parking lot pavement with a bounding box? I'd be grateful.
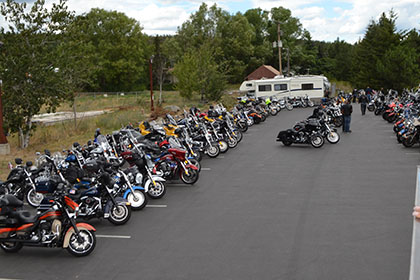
[0,106,418,280]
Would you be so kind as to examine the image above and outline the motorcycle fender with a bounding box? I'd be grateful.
[63,223,96,248]
[185,164,198,170]
[104,197,129,215]
[145,176,165,191]
[123,186,145,199]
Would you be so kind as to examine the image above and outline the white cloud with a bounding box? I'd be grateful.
[2,0,420,41]
[251,0,420,42]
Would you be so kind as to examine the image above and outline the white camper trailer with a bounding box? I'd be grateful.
[239,75,330,99]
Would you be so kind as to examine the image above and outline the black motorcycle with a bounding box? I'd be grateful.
[276,119,325,148]
[0,191,96,257]
[69,166,132,225]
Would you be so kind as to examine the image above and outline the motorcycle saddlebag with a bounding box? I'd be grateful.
[277,130,290,141]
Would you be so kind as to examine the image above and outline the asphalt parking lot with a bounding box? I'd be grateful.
[0,106,418,280]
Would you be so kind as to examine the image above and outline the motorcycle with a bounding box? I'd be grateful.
[0,192,96,257]
[276,119,325,148]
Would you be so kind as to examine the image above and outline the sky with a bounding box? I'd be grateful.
[2,0,420,43]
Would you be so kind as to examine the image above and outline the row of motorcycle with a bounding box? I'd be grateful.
[276,100,343,148]
[372,89,420,147]
[0,99,282,257]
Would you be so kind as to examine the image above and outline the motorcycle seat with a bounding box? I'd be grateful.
[0,195,24,208]
[15,210,37,224]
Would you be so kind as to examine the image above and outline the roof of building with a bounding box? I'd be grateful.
[246,65,280,80]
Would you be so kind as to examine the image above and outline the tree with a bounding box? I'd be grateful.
[176,3,254,83]
[70,9,151,92]
[377,44,420,90]
[173,45,226,101]
[352,11,400,88]
[0,0,75,148]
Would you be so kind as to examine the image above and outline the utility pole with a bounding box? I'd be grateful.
[277,22,283,76]
[0,40,10,154]
[0,79,7,144]
[286,47,290,76]
[149,56,154,112]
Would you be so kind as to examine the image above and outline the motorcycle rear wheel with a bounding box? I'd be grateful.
[310,135,325,148]
[282,136,293,146]
[0,241,23,253]
[26,189,43,208]
[67,229,96,257]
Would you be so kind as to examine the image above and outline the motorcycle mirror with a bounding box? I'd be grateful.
[26,161,33,167]
[87,140,92,146]
[73,142,80,147]
[35,152,41,156]
[15,158,23,165]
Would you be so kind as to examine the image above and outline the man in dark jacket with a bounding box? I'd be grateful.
[341,100,353,133]
[359,93,368,115]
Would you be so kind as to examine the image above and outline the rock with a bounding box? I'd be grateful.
[164,105,181,112]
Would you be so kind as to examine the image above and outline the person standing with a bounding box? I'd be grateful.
[341,100,353,133]
[359,92,368,115]
[365,86,373,102]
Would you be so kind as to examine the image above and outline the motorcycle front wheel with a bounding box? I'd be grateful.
[189,158,201,172]
[108,204,131,225]
[333,117,343,127]
[368,105,375,112]
[206,143,220,158]
[286,104,293,111]
[227,137,238,148]
[180,168,199,184]
[147,181,166,199]
[402,135,417,147]
[127,189,147,210]
[326,131,340,144]
[218,140,229,153]
[67,229,96,257]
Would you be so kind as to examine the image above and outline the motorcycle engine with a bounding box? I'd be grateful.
[158,162,173,178]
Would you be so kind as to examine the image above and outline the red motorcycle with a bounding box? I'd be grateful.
[153,148,200,184]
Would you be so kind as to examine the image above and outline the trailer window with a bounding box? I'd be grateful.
[302,83,314,90]
[274,84,288,91]
[258,85,272,92]
[246,83,253,87]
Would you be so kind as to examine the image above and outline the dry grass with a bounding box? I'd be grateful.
[0,90,239,180]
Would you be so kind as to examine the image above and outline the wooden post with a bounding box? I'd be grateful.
[277,22,283,76]
[0,80,8,144]
[150,57,154,111]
